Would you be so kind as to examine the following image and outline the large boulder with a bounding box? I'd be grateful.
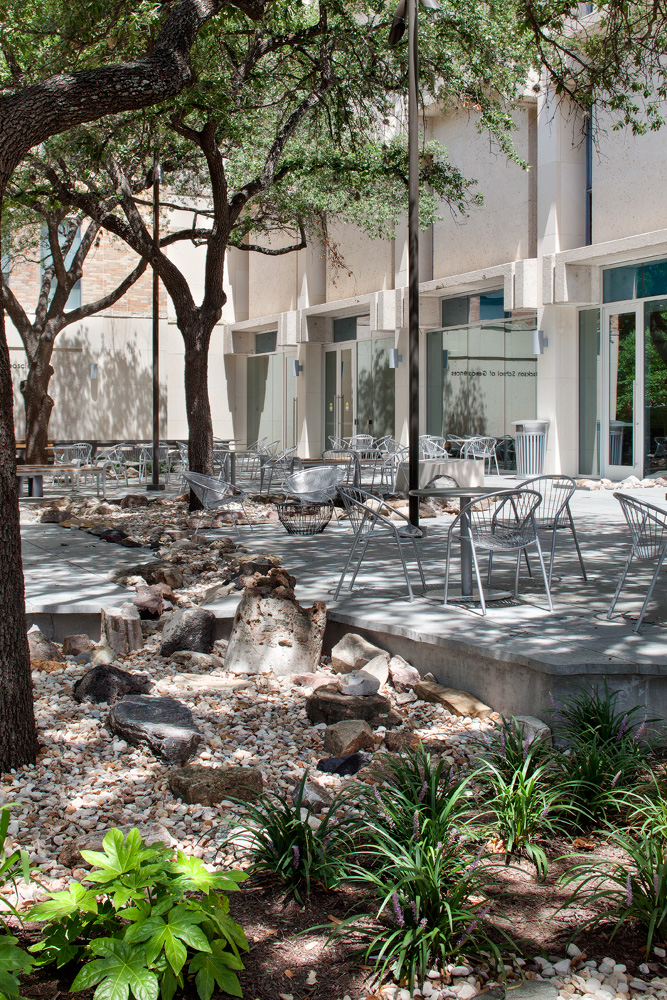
[224,569,326,676]
[62,634,95,656]
[414,681,493,719]
[159,607,216,656]
[331,633,386,674]
[27,627,63,663]
[323,720,375,756]
[108,561,184,589]
[73,665,152,705]
[169,765,263,805]
[512,715,552,745]
[108,695,203,764]
[134,584,165,620]
[388,655,421,692]
[306,686,393,725]
[100,603,144,656]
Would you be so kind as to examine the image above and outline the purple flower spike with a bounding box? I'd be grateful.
[618,715,628,741]
[626,873,633,906]
[413,811,420,839]
[391,892,405,927]
[418,781,428,802]
[410,898,418,923]
[611,770,621,787]
[292,844,300,870]
[635,718,647,741]
[655,873,660,895]
[419,918,428,929]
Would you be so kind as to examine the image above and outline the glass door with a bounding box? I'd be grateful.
[643,299,667,476]
[324,346,355,447]
[602,305,642,479]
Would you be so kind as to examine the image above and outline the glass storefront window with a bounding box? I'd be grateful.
[578,309,601,476]
[357,337,395,438]
[255,331,277,354]
[644,299,667,475]
[603,258,667,303]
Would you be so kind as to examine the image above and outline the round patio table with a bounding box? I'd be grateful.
[410,486,515,602]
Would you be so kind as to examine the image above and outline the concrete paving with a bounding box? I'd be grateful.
[20,475,667,718]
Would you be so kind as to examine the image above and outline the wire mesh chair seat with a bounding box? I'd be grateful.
[347,434,375,452]
[461,436,500,475]
[261,446,298,493]
[445,489,552,615]
[182,471,253,538]
[517,475,587,588]
[322,450,359,486]
[283,465,347,504]
[334,487,426,602]
[607,492,667,632]
[419,435,447,458]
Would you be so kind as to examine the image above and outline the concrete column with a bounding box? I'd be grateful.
[227,248,249,323]
[538,303,579,475]
[537,93,587,256]
[300,342,323,457]
[297,242,327,308]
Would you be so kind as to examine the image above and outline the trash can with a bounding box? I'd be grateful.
[512,419,549,477]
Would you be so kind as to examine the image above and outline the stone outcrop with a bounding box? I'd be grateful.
[388,655,420,692]
[305,686,393,725]
[27,627,64,663]
[224,567,326,676]
[73,665,152,705]
[323,720,375,756]
[62,634,95,656]
[59,823,173,868]
[159,607,216,656]
[108,695,203,764]
[414,681,493,719]
[331,633,386,674]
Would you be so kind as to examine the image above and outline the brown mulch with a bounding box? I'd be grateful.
[16,836,667,1000]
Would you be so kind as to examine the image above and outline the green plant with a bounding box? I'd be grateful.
[0,933,34,999]
[332,830,512,984]
[559,826,667,957]
[359,744,472,849]
[470,716,556,783]
[28,828,248,1000]
[474,758,577,879]
[551,681,656,747]
[556,734,645,827]
[218,773,360,903]
[0,805,33,929]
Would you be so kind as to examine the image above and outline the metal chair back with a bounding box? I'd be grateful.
[182,471,252,537]
[608,492,667,632]
[284,465,347,503]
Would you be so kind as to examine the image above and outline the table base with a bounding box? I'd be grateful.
[444,587,514,604]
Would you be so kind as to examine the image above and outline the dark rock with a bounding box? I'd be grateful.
[108,695,203,764]
[62,634,95,656]
[305,686,392,725]
[103,530,127,544]
[120,494,152,509]
[159,607,216,656]
[73,665,152,705]
[87,524,113,537]
[27,628,64,663]
[58,822,173,868]
[39,508,71,524]
[134,584,165,620]
[316,751,372,776]
[168,765,262,805]
[120,537,144,548]
[108,561,184,589]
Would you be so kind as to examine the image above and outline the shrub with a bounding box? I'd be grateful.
[219,773,360,903]
[334,830,511,984]
[28,827,248,1000]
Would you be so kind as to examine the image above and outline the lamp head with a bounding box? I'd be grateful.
[388,0,406,45]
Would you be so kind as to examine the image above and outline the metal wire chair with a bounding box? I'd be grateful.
[461,436,500,475]
[444,489,552,614]
[347,434,376,452]
[182,471,253,537]
[334,487,426,601]
[518,475,587,588]
[283,465,347,504]
[260,446,297,492]
[322,449,358,485]
[380,447,409,491]
[446,434,468,456]
[608,492,667,632]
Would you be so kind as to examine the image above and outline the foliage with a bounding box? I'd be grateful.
[0,933,34,999]
[359,743,472,849]
[0,805,33,929]
[335,829,511,984]
[218,773,360,904]
[28,828,248,1000]
[559,823,667,958]
[550,681,656,746]
[473,758,576,879]
[469,716,555,783]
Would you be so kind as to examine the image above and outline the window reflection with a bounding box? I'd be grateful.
[644,299,667,475]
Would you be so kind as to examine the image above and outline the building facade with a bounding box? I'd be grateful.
[5,91,667,480]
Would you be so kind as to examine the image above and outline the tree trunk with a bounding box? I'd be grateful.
[0,193,39,773]
[183,323,214,508]
[20,357,55,465]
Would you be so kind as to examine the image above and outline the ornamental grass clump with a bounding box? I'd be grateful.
[469,715,555,783]
[218,773,360,903]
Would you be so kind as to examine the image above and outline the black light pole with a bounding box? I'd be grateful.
[389,0,436,527]
[147,151,165,492]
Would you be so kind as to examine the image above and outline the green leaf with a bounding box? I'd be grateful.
[71,939,158,1000]
[28,882,98,921]
[189,942,244,1000]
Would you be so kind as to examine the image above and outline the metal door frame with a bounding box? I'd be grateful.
[601,301,643,480]
[324,343,357,443]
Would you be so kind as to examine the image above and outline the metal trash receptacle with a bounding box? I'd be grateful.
[512,420,549,477]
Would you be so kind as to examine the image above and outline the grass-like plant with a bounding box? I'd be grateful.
[551,681,656,747]
[359,744,472,849]
[218,773,360,903]
[555,733,644,827]
[332,829,512,984]
[28,827,248,1000]
[469,716,555,783]
[559,824,667,957]
[0,805,35,998]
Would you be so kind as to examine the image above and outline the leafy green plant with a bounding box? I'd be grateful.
[0,933,34,998]
[332,829,512,984]
[0,805,33,929]
[28,828,248,1000]
[551,681,656,747]
[359,744,472,849]
[218,773,360,903]
[474,758,577,879]
[559,826,667,957]
[470,716,555,783]
[555,734,645,827]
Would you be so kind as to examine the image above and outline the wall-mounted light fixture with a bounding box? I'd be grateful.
[389,348,403,369]
[442,349,449,370]
[533,329,548,355]
[291,359,304,377]
[90,363,98,380]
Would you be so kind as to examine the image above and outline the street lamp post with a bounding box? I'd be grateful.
[147,151,165,492]
[389,0,436,528]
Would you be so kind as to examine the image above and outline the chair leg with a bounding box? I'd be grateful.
[470,543,486,615]
[444,534,453,605]
[567,506,588,582]
[239,500,255,533]
[487,552,494,588]
[533,536,553,611]
[396,539,414,601]
[607,551,634,619]
[334,534,362,600]
[514,550,521,599]
[412,539,427,595]
[348,538,371,591]
[548,527,558,590]
[634,547,667,632]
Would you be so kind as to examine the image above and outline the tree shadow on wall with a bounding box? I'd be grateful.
[443,372,488,436]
